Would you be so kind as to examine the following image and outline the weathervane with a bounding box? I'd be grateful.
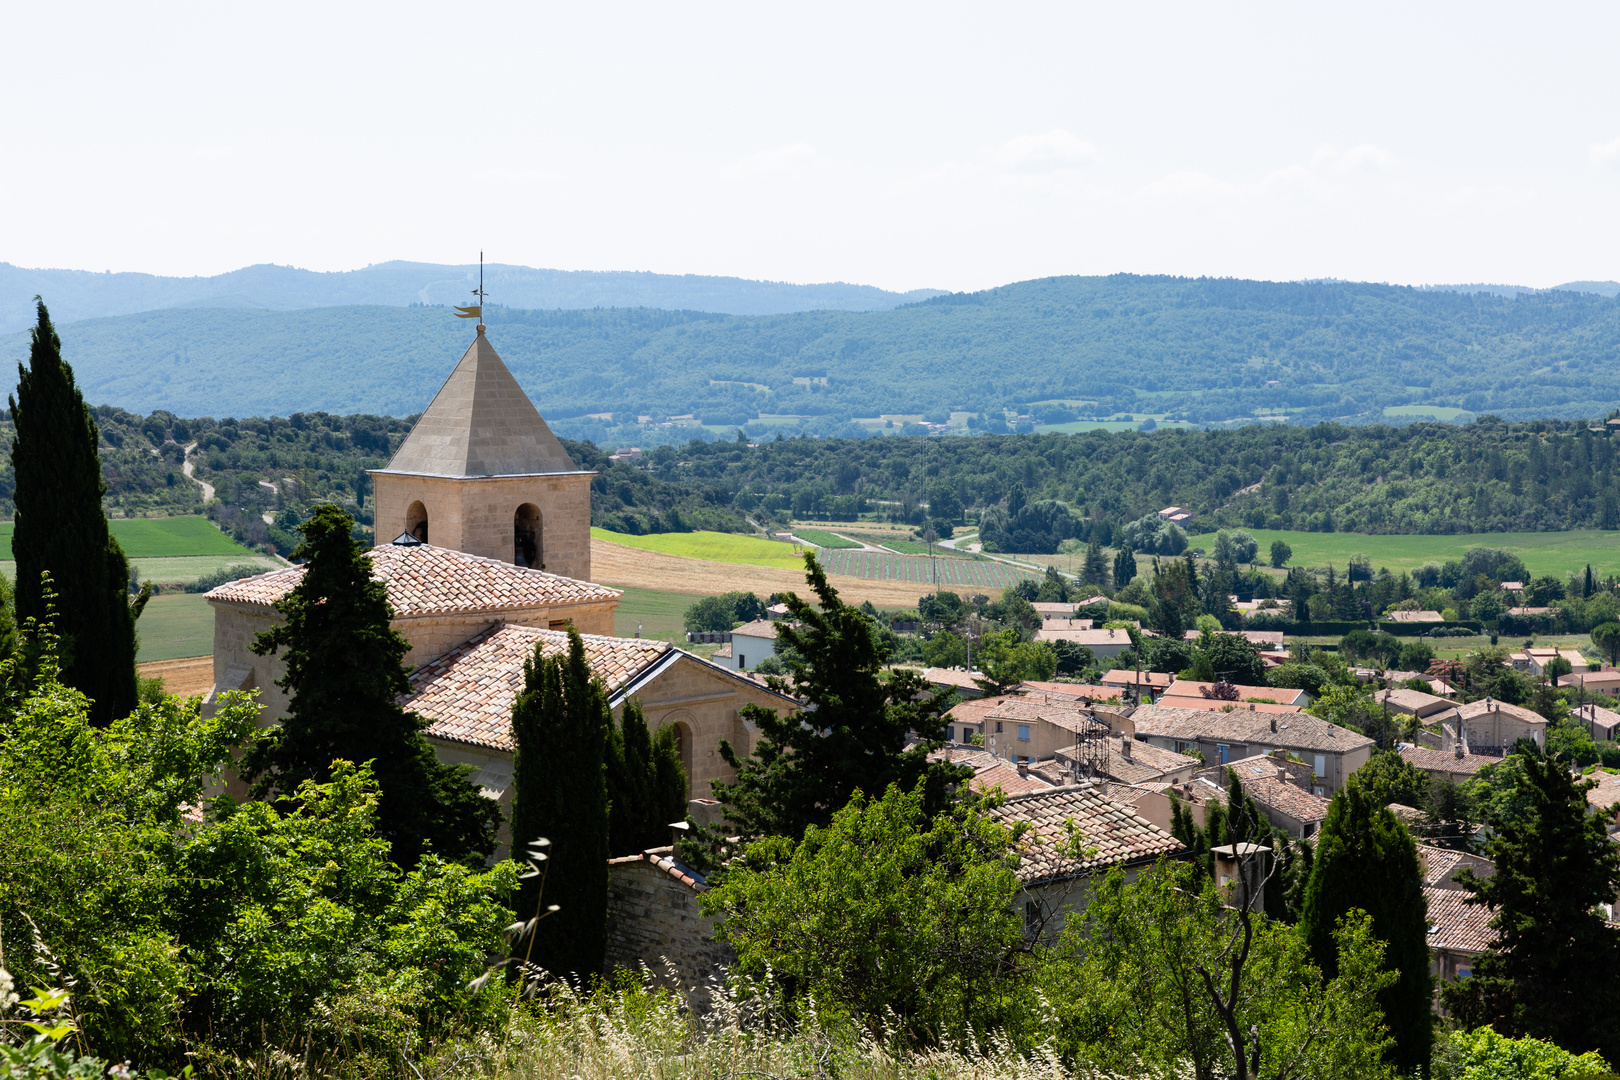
[454,250,487,330]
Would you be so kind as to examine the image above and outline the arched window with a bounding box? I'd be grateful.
[406,500,429,543]
[663,714,696,796]
[514,503,542,568]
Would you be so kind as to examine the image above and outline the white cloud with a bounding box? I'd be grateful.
[732,142,825,175]
[1309,143,1395,173]
[1589,136,1620,166]
[994,129,1100,174]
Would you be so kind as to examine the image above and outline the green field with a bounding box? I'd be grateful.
[818,549,1040,587]
[792,528,860,549]
[592,528,806,568]
[1242,529,1620,579]
[136,593,214,663]
[1,555,281,586]
[612,585,708,644]
[1382,405,1474,422]
[0,516,257,559]
[881,537,964,556]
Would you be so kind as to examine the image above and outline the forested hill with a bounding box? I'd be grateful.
[15,406,1620,541]
[7,275,1620,424]
[0,261,943,332]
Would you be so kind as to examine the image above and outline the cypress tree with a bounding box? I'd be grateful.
[1082,540,1109,587]
[240,504,497,867]
[1300,774,1433,1076]
[607,698,689,857]
[9,298,138,724]
[509,628,610,978]
[1112,542,1137,588]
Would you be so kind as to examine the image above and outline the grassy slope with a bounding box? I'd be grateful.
[0,516,257,559]
[1242,529,1620,579]
[590,528,805,569]
[136,593,214,663]
[611,585,708,644]
[791,528,860,549]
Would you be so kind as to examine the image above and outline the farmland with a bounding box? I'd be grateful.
[1241,529,1620,579]
[590,528,805,568]
[0,516,260,559]
[817,549,1040,588]
[135,593,214,663]
[791,528,860,549]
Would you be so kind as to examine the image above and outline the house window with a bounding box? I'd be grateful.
[1313,754,1326,777]
[1023,900,1042,934]
[1017,724,1031,742]
[1458,967,1472,980]
[996,721,1004,733]
[1018,755,1030,764]
[946,727,956,743]
[1217,744,1230,764]
[738,654,746,668]
[1175,740,1192,755]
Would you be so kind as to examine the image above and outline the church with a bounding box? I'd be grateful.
[201,323,796,846]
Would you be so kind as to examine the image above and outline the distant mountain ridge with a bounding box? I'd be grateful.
[1419,280,1620,299]
[0,260,946,333]
[6,274,1620,428]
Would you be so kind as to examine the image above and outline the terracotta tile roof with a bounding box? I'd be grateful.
[925,667,987,690]
[1181,629,1285,647]
[1042,618,1095,631]
[1075,738,1201,785]
[1377,687,1451,713]
[1399,745,1495,776]
[1131,704,1375,755]
[206,542,620,616]
[730,619,780,639]
[1585,772,1620,813]
[407,624,671,751]
[1032,602,1078,616]
[1165,680,1307,705]
[971,760,1059,796]
[607,845,708,892]
[1101,670,1174,689]
[1456,698,1547,727]
[1020,680,1125,702]
[1244,775,1330,823]
[1157,696,1303,714]
[1425,886,1494,954]
[1035,627,1135,647]
[1572,702,1620,737]
[1386,610,1444,622]
[988,785,1184,884]
[947,695,1005,725]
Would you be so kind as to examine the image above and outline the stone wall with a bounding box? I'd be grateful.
[605,856,733,1001]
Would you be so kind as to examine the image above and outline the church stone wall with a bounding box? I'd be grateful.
[605,859,733,1000]
[207,601,291,722]
[370,471,593,581]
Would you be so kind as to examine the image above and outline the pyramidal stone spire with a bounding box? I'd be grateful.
[384,326,577,478]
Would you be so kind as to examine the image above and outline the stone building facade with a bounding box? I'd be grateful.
[605,849,735,1001]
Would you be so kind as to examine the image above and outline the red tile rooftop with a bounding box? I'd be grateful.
[206,542,621,616]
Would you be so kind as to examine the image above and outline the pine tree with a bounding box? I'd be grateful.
[1300,774,1433,1076]
[1441,751,1620,1060]
[241,505,498,867]
[9,299,138,724]
[509,628,611,978]
[607,697,688,856]
[706,554,970,843]
[1112,542,1137,588]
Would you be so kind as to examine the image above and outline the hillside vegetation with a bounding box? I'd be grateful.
[9,275,1620,424]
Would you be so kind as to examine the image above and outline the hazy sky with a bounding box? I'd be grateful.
[4,2,1618,293]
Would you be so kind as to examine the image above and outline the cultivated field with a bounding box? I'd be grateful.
[818,549,1040,588]
[591,537,990,607]
[791,528,860,549]
[0,516,260,559]
[136,592,214,663]
[612,585,710,643]
[137,655,215,697]
[591,528,805,568]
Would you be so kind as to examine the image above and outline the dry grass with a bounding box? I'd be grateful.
[137,655,215,697]
[591,539,998,608]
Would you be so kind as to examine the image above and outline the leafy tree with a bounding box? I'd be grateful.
[1591,621,1620,666]
[975,628,1058,689]
[242,505,498,867]
[1270,540,1293,568]
[1442,752,1620,1060]
[705,554,969,843]
[683,590,766,632]
[1470,587,1508,625]
[1142,634,1194,674]
[920,629,969,669]
[1112,541,1137,587]
[1052,638,1095,675]
[919,589,967,630]
[1266,662,1331,698]
[1354,748,1430,809]
[509,627,612,978]
[606,697,688,857]
[1433,1027,1613,1080]
[9,298,141,725]
[1045,860,1397,1080]
[1199,632,1267,686]
[705,782,1030,1041]
[1300,775,1433,1076]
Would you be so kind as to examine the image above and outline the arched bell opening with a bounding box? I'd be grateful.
[514,503,542,568]
[406,500,429,543]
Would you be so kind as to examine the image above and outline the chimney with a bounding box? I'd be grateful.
[1270,717,1278,733]
[1121,734,1132,760]
[1017,761,1029,777]
[1454,739,1464,759]
[1249,703,1256,711]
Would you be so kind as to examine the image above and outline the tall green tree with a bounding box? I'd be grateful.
[705,554,970,844]
[606,697,688,857]
[9,298,140,724]
[1441,751,1620,1061]
[241,505,498,868]
[1299,775,1433,1076]
[508,627,611,978]
[1082,540,1109,586]
[1113,542,1137,588]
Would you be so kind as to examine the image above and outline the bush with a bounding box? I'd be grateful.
[183,562,270,593]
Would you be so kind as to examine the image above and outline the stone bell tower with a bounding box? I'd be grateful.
[369,324,594,580]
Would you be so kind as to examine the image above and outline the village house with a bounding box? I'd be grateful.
[1385,610,1444,624]
[1572,701,1620,741]
[1559,667,1620,696]
[1455,696,1547,754]
[1181,629,1286,652]
[1199,751,1331,837]
[1425,887,1493,987]
[1509,647,1594,676]
[988,785,1185,941]
[1398,743,1496,786]
[1128,703,1375,794]
[202,325,797,834]
[924,667,988,702]
[714,619,781,671]
[1376,686,1457,726]
[1155,679,1309,714]
[1032,601,1079,619]
[1417,844,1494,892]
[1034,624,1135,659]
